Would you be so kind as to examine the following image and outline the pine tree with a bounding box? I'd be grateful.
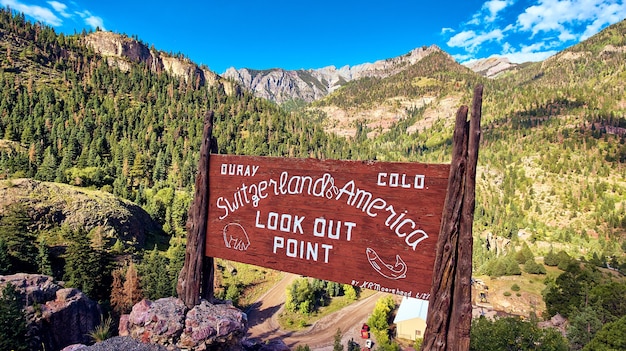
[138,247,172,300]
[0,238,12,274]
[37,239,53,276]
[0,203,37,272]
[333,328,344,351]
[0,283,29,351]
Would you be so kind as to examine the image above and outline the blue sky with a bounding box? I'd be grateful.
[2,0,625,74]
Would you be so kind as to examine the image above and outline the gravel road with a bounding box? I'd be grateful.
[246,273,384,350]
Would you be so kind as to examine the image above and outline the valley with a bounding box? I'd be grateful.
[1,6,626,350]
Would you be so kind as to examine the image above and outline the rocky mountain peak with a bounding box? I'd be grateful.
[222,45,445,104]
[84,31,230,92]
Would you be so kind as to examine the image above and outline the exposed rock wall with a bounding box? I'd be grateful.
[84,32,230,92]
[223,45,444,104]
[0,274,102,351]
[464,57,519,78]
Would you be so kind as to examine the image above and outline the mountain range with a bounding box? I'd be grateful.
[82,31,519,105]
[1,9,626,349]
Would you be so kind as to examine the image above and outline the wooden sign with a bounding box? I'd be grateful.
[206,155,450,298]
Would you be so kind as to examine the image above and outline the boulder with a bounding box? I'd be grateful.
[39,288,102,350]
[179,300,248,350]
[0,274,102,351]
[119,297,248,350]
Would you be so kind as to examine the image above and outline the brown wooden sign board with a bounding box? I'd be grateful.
[206,154,450,299]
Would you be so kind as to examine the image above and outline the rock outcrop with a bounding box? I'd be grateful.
[223,45,444,104]
[485,232,511,256]
[464,57,519,78]
[0,274,102,351]
[84,31,231,94]
[118,297,248,351]
[0,178,163,249]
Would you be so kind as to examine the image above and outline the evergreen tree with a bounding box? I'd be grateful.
[0,203,37,272]
[333,328,344,351]
[138,246,172,300]
[63,228,111,301]
[37,239,53,276]
[0,238,12,274]
[582,315,626,351]
[0,283,29,351]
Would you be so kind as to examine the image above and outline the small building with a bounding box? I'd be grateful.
[393,297,429,341]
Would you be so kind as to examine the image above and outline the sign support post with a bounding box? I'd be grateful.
[421,84,483,351]
[177,111,216,308]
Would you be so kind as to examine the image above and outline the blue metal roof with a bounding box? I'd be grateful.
[393,297,429,323]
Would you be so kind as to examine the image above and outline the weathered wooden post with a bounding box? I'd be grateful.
[177,111,216,308]
[422,84,483,351]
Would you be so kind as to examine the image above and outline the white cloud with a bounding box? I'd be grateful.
[0,0,62,26]
[453,53,474,62]
[441,27,455,35]
[77,10,106,30]
[483,0,514,22]
[517,0,626,41]
[503,50,558,62]
[47,0,70,18]
[447,28,505,52]
[501,40,559,62]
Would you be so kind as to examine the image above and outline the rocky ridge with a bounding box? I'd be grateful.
[223,45,445,104]
[0,178,163,249]
[463,57,519,78]
[84,32,240,96]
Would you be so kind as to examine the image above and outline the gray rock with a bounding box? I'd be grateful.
[223,45,444,104]
[0,274,102,351]
[60,336,179,351]
[119,298,248,350]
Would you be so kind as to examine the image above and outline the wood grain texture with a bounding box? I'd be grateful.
[177,111,214,307]
[206,156,450,298]
[422,84,483,351]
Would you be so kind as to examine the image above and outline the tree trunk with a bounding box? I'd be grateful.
[177,111,215,307]
[422,85,483,351]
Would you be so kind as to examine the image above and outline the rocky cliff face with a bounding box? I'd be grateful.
[84,32,232,93]
[0,274,102,351]
[464,57,519,78]
[223,45,444,104]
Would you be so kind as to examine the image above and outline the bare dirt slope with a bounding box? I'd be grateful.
[246,273,384,350]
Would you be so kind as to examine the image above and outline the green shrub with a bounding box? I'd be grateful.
[544,249,559,266]
[524,258,547,274]
[511,284,521,291]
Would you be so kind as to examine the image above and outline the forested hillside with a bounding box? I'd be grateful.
[1,6,626,350]
[0,7,352,315]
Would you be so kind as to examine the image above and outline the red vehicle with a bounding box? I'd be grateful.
[361,323,370,339]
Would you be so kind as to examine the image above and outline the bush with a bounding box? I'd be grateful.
[470,316,568,351]
[524,258,547,274]
[544,249,559,266]
[556,251,572,270]
[515,243,534,264]
[503,291,512,297]
[511,283,521,291]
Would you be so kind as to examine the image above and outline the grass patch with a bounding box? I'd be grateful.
[277,289,377,331]
[215,260,283,309]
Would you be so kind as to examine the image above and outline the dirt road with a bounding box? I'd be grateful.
[246,273,385,350]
